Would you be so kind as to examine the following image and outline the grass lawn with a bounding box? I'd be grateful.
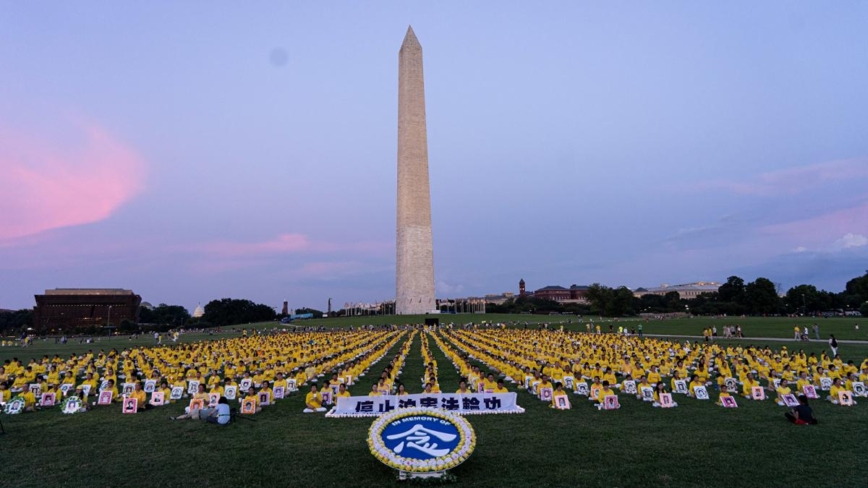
[1,319,867,488]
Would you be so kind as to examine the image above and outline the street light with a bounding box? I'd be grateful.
[107,305,113,329]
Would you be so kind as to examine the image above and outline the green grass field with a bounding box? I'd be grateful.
[1,317,867,488]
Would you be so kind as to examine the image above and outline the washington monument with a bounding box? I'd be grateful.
[396,26,435,315]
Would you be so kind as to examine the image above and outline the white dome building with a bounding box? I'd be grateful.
[192,303,205,318]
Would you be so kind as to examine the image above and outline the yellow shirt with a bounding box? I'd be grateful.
[305,392,322,408]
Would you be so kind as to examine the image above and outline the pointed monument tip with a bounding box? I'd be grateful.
[401,25,420,48]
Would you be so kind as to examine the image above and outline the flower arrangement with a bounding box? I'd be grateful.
[3,395,25,414]
[368,407,476,474]
[61,395,84,414]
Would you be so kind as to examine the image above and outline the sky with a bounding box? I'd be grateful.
[1,2,867,312]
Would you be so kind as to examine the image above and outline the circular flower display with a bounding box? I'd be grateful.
[368,407,476,473]
[3,396,25,415]
[61,395,84,414]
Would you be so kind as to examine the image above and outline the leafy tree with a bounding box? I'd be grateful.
[745,277,780,315]
[0,309,33,334]
[785,284,820,313]
[585,283,614,315]
[139,304,191,326]
[718,276,746,304]
[294,308,324,318]
[203,298,276,327]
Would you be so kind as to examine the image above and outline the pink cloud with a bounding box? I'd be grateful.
[0,123,146,240]
[760,202,868,248]
[197,233,391,257]
[703,159,868,197]
[201,233,314,256]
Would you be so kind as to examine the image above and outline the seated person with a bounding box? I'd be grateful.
[456,379,471,395]
[785,394,817,425]
[337,383,352,398]
[130,382,150,411]
[595,380,618,409]
[303,384,326,413]
[775,379,793,406]
[652,383,677,407]
[202,397,232,425]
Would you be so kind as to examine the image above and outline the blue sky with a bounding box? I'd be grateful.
[1,2,867,312]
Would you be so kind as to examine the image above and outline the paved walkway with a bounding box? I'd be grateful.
[644,333,868,345]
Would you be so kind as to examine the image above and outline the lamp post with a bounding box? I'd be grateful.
[107,305,113,331]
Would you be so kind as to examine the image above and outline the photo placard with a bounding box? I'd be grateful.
[622,380,637,395]
[641,387,654,402]
[574,383,589,396]
[539,387,553,402]
[170,387,184,400]
[838,390,854,406]
[659,393,674,408]
[273,386,285,399]
[751,386,765,401]
[724,378,738,393]
[258,391,271,406]
[122,397,138,414]
[782,394,799,407]
[98,391,113,405]
[187,380,200,395]
[40,392,57,407]
[241,399,256,414]
[150,391,165,406]
[803,385,818,399]
[189,398,205,411]
[721,396,738,408]
[144,380,156,393]
[603,395,620,410]
[224,386,237,400]
[693,386,709,400]
[554,395,571,410]
[674,380,688,394]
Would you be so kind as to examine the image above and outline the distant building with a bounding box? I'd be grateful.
[512,280,590,303]
[192,303,205,318]
[633,282,721,299]
[33,288,142,332]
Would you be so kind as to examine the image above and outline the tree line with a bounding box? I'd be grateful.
[488,271,868,318]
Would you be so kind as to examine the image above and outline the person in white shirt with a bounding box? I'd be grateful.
[204,397,232,425]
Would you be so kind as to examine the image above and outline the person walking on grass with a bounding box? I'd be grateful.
[829,334,839,357]
[813,324,820,341]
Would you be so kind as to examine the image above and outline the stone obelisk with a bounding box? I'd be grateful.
[396,26,435,315]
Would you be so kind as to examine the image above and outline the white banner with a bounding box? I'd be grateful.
[326,393,525,418]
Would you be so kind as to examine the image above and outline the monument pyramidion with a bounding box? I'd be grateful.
[396,26,435,315]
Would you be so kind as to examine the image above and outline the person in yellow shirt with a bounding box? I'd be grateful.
[775,379,793,406]
[20,384,37,412]
[742,373,759,399]
[368,384,382,397]
[456,380,471,395]
[493,379,509,393]
[129,382,149,411]
[795,372,812,394]
[828,378,857,405]
[595,381,618,408]
[337,383,351,398]
[0,382,10,404]
[395,383,408,396]
[304,384,326,413]
[551,382,568,408]
[240,386,261,414]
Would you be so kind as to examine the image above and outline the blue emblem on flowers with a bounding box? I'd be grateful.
[380,415,460,460]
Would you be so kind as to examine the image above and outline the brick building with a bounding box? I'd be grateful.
[33,288,142,332]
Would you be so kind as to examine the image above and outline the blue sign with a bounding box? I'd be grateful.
[380,415,461,460]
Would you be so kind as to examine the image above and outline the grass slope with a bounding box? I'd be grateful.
[1,322,867,487]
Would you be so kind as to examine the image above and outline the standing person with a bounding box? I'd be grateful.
[793,326,801,340]
[638,323,643,338]
[813,324,820,341]
[829,335,839,357]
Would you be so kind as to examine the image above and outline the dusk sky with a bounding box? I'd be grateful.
[2,3,867,313]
